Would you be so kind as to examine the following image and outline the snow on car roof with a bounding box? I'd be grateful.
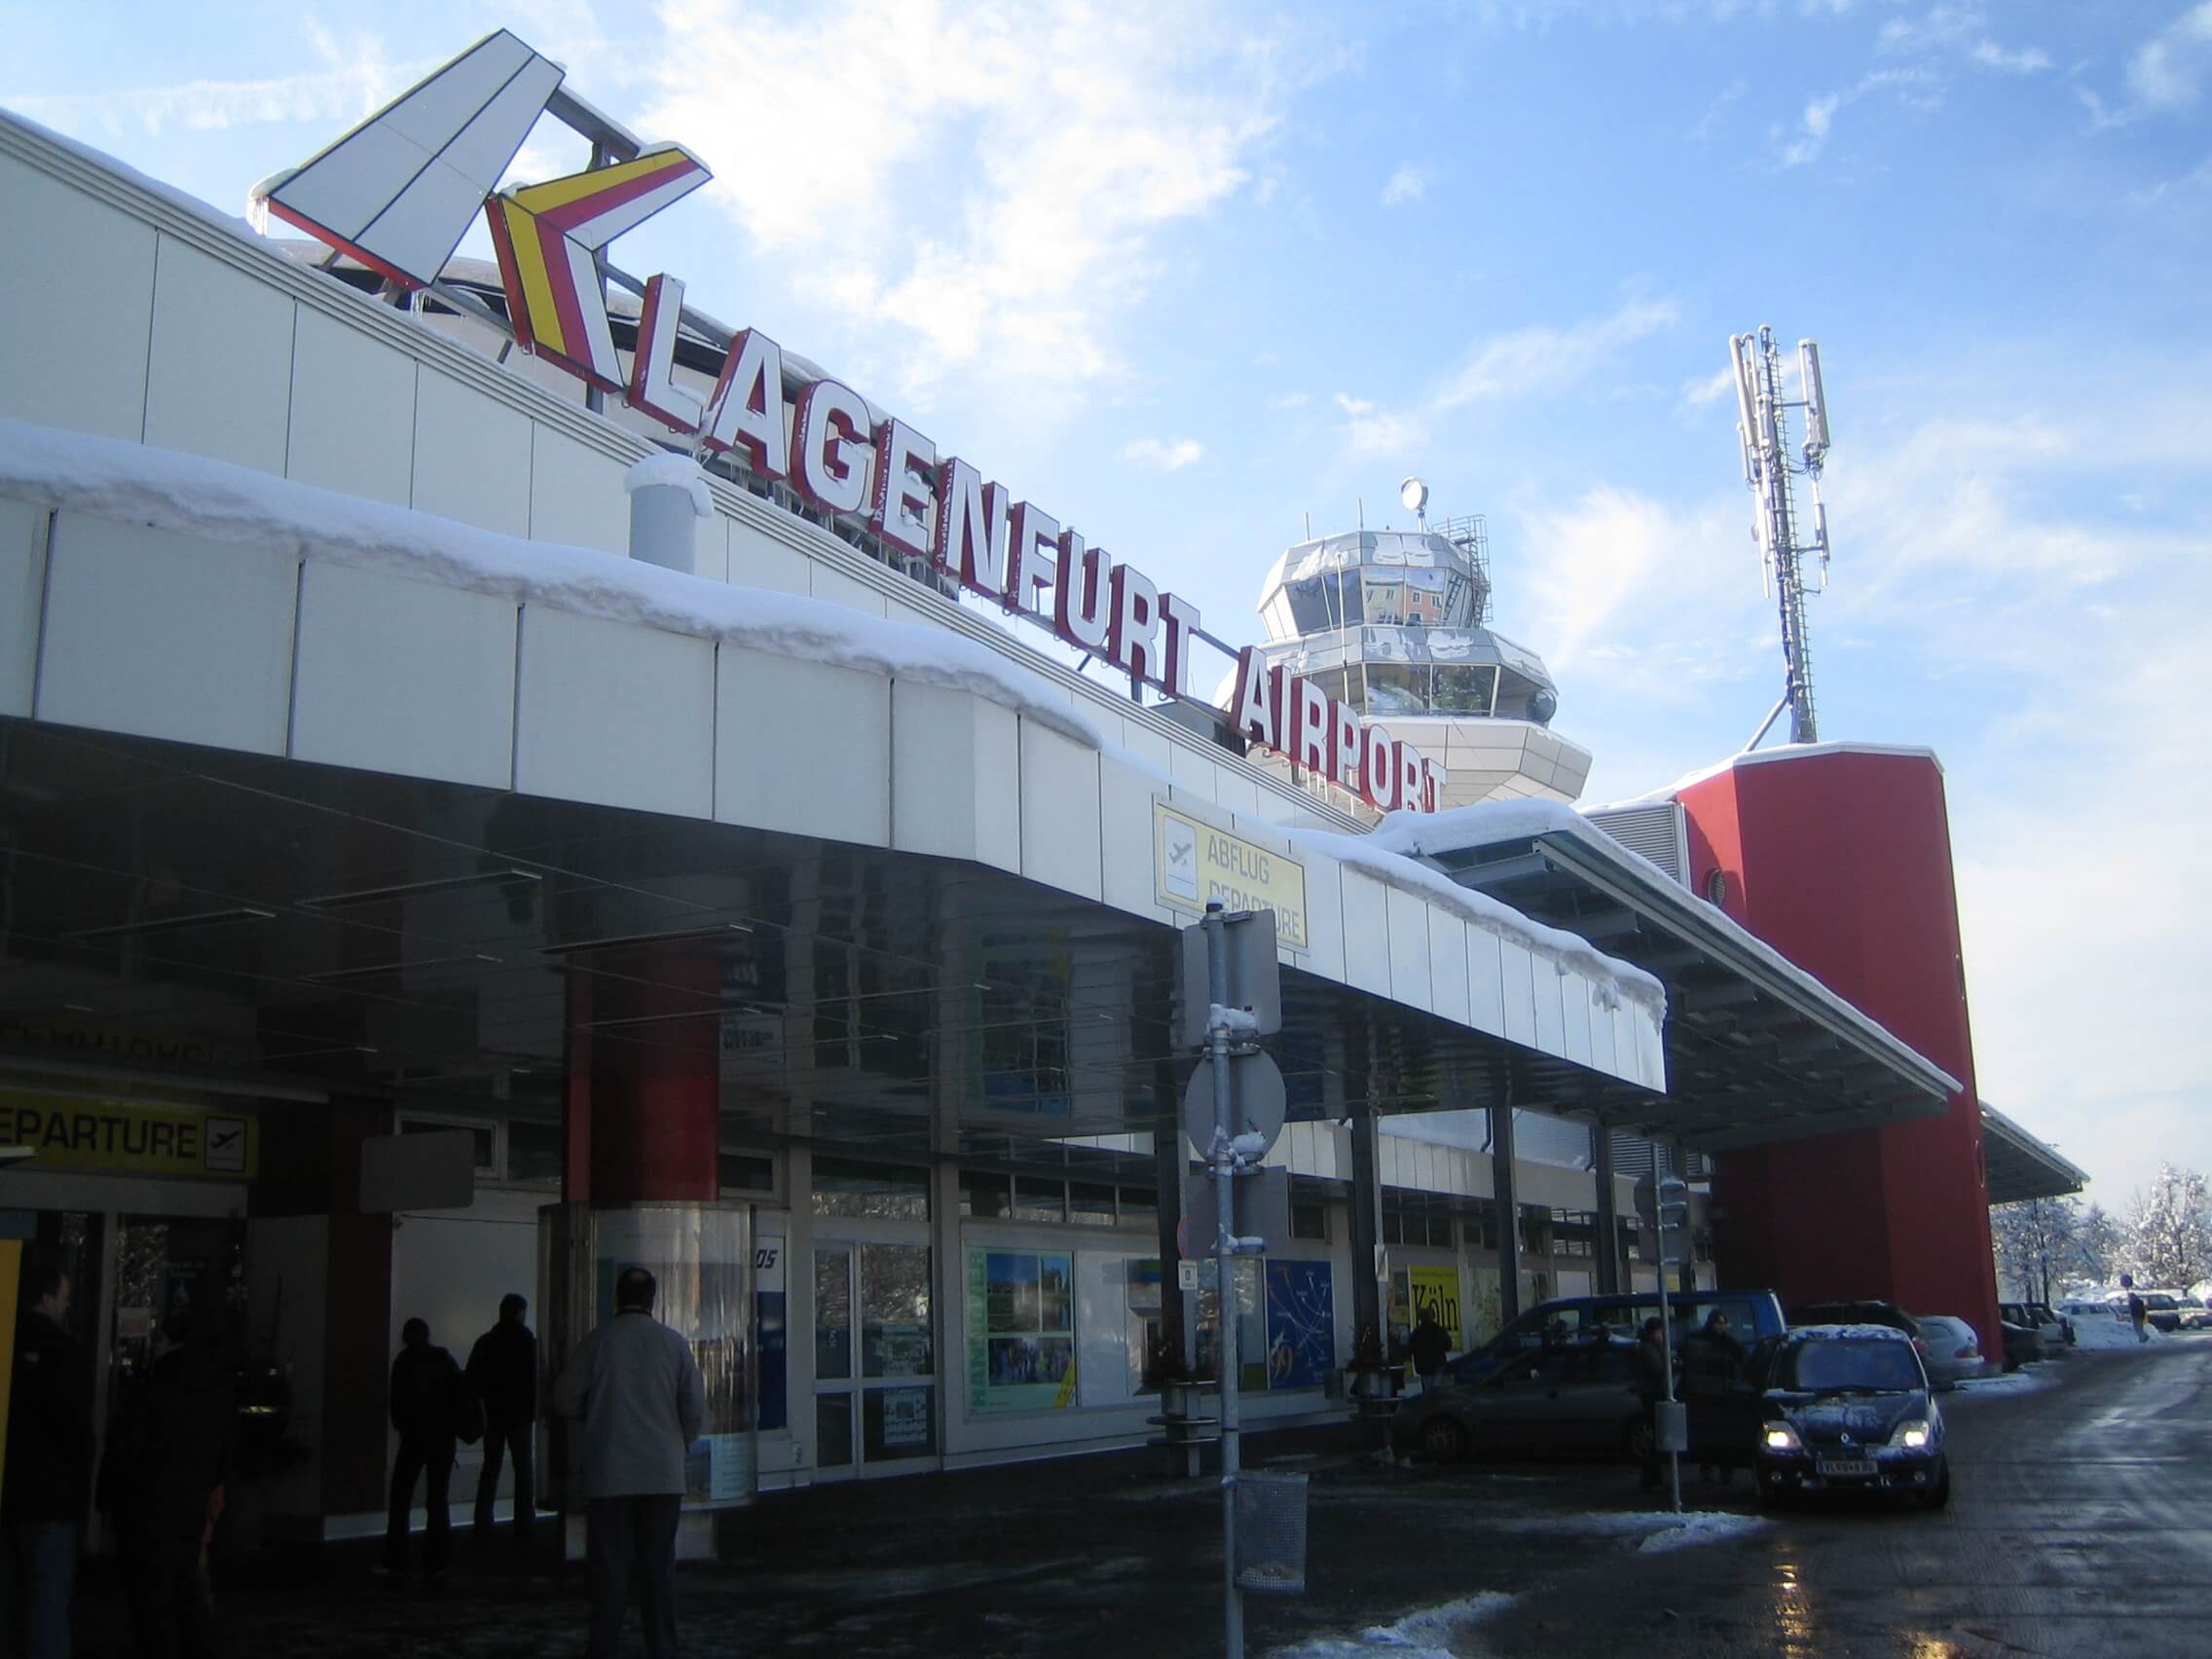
[1786,1324,1911,1343]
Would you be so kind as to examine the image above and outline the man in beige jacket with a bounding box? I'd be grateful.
[552,1267,706,1659]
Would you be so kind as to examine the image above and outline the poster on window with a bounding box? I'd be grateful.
[1263,1260,1336,1390]
[1410,1266,1463,1350]
[967,1249,1078,1413]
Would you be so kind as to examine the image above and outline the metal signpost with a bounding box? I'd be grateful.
[1185,901,1283,1659]
[1636,1173,1693,1514]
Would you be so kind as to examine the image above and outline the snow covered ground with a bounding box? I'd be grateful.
[1266,1592,1517,1658]
[2071,1314,2164,1351]
[1952,1367,2058,1394]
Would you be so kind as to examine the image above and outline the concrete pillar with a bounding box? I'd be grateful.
[1491,1088,1522,1327]
[1592,1124,1622,1296]
[563,948,721,1205]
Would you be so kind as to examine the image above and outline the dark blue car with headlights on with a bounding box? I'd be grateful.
[1753,1325,1949,1510]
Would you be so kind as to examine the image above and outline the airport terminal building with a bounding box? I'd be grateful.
[0,35,2075,1548]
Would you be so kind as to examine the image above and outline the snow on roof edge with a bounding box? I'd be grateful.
[1581,740,1945,815]
[1,106,266,247]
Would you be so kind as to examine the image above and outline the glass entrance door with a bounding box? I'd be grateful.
[811,1241,935,1477]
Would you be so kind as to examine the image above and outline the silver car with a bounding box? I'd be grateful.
[1909,1313,1989,1387]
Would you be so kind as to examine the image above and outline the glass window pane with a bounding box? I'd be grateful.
[1118,1186,1158,1227]
[1334,571,1364,626]
[861,1244,933,1378]
[1402,569,1449,624]
[1069,1183,1116,1227]
[814,1249,852,1381]
[1433,665,1497,715]
[1285,575,1332,632]
[505,1120,562,1184]
[1291,1200,1325,1241]
[1363,663,1429,715]
[1014,1177,1066,1224]
[815,1392,853,1468]
[1363,575,1407,626]
[1195,1260,1267,1392]
[960,1170,1012,1218]
[863,1384,937,1460]
[812,1157,930,1220]
[719,1152,775,1194]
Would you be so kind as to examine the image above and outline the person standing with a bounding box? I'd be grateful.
[1,1258,92,1659]
[97,1312,235,1659]
[1631,1316,1671,1493]
[466,1294,538,1554]
[1680,1309,1746,1485]
[1407,1311,1451,1395]
[553,1267,706,1659]
[2121,1273,2149,1344]
[383,1318,463,1585]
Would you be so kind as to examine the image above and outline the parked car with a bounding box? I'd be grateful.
[1999,1301,2069,1348]
[1445,1289,1788,1384]
[1910,1313,1989,1387]
[2139,1292,2187,1334]
[1995,1315,2044,1371]
[2057,1296,2123,1325]
[1753,1324,1948,1509]
[2183,1296,2212,1332]
[1787,1300,1927,1366]
[1392,1340,1651,1463]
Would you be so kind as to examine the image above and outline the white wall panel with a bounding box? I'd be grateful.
[809,562,886,616]
[1212,770,1259,818]
[1017,721,1103,903]
[290,561,515,788]
[890,682,1019,873]
[143,238,295,474]
[1586,984,1617,1076]
[725,520,810,595]
[528,425,630,556]
[0,153,156,441]
[413,371,531,535]
[1098,757,1169,926]
[1168,743,1217,803]
[1299,856,1346,984]
[1340,868,1390,997]
[285,307,415,505]
[1467,929,1505,1036]
[1116,719,1172,777]
[1498,940,1537,1047]
[1384,888,1431,1014]
[1531,962,1566,1055]
[38,515,295,755]
[716,645,889,846]
[1561,972,1592,1067]
[514,606,714,818]
[0,499,45,717]
[1427,913,1471,1028]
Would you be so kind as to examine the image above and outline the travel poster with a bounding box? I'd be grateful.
[1263,1260,1336,1390]
[1410,1266,1463,1350]
[967,1248,1078,1413]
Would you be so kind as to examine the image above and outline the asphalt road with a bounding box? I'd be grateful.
[1464,1337,2212,1659]
[98,1336,2210,1657]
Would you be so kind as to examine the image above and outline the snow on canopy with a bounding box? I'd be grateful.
[1363,797,1959,1094]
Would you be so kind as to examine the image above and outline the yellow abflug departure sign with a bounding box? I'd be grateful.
[0,1092,257,1180]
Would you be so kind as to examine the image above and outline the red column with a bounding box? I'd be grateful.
[1680,750,2002,1356]
[563,946,720,1205]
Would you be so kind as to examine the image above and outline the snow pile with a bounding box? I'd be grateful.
[622,453,715,517]
[1952,1368,2054,1394]
[1266,1593,1515,1658]
[1209,1005,1261,1036]
[1286,824,1667,1020]
[2071,1314,2162,1351]
[3,108,265,246]
[0,418,1106,750]
[1636,1512,1773,1553]
[1365,798,1958,1091]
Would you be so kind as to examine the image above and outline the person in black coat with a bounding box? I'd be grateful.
[1406,1312,1451,1393]
[465,1294,537,1550]
[1631,1317,1672,1492]
[1,1257,92,1659]
[98,1313,236,1659]
[383,1318,462,1582]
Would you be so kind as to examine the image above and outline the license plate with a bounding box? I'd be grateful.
[1818,1457,1876,1479]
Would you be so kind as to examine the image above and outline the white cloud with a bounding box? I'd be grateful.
[635,0,1334,391]
[1776,68,1940,166]
[1677,364,1737,415]
[2079,2,2212,129]
[1687,78,1746,142]
[1272,391,1313,410]
[1334,392,1425,460]
[1437,298,1678,408]
[1,37,422,139]
[1382,163,1431,206]
[1121,437,1204,471]
[1877,4,1981,57]
[1970,40,2052,76]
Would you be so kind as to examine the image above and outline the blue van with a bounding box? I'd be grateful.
[1445,1288,1788,1383]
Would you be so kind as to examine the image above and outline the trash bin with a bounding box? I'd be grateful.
[1234,1472,1309,1596]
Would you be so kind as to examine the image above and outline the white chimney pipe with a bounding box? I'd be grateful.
[624,453,715,575]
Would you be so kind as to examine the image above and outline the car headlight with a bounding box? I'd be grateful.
[1763,1424,1801,1453]
[1890,1418,1932,1450]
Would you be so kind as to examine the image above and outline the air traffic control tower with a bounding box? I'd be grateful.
[1235,507,1594,808]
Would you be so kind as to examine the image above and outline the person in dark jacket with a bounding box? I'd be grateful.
[1,1256,92,1659]
[383,1318,462,1583]
[1680,1309,1746,1485]
[466,1294,537,1550]
[98,1313,235,1659]
[1631,1317,1671,1492]
[1406,1312,1451,1394]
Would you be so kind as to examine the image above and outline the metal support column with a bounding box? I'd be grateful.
[1154,1119,1189,1371]
[1592,1124,1622,1296]
[1347,1103,1383,1349]
[1490,1078,1522,1327]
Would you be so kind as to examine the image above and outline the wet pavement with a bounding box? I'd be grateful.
[81,1336,2212,1657]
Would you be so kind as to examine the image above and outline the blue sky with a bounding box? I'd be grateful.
[6,0,2208,1211]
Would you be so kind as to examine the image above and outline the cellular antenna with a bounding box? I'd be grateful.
[1728,325,1835,749]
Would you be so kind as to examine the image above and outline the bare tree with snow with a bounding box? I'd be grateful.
[2122,1164,2212,1289]
[2076,1203,2123,1286]
[1991,1197,2081,1304]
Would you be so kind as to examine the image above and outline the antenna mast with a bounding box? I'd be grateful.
[1729,326,1833,747]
